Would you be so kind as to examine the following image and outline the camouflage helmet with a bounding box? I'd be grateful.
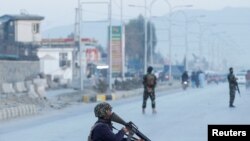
[94,102,112,118]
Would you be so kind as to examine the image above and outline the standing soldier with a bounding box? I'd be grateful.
[142,66,157,114]
[227,67,237,108]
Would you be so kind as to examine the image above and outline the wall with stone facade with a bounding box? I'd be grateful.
[0,60,40,83]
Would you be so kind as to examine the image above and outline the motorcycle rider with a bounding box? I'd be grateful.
[181,71,189,88]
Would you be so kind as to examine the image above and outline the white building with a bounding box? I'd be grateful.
[0,14,44,43]
[37,47,74,83]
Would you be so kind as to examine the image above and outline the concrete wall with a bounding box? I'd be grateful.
[0,60,40,83]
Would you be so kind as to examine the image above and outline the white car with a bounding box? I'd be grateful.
[235,72,246,84]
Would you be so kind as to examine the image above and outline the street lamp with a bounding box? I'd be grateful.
[129,0,160,73]
[77,0,110,91]
[189,15,206,62]
[160,1,192,84]
[77,0,84,91]
[108,0,112,91]
[129,1,191,79]
[128,1,148,74]
[148,0,158,66]
[170,8,193,71]
[144,0,147,74]
[201,27,223,71]
[120,0,125,78]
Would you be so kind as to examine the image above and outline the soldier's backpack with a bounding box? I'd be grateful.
[146,74,155,87]
[88,123,102,141]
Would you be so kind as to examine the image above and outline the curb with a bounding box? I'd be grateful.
[83,94,116,103]
[0,104,37,121]
[82,83,181,103]
[82,88,144,103]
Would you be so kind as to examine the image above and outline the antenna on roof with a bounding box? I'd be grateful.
[20,9,29,15]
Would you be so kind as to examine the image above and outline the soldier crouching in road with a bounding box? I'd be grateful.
[88,102,144,141]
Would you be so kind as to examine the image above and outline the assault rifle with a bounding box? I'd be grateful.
[111,112,151,141]
[235,81,241,97]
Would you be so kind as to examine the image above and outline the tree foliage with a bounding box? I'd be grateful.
[125,15,158,71]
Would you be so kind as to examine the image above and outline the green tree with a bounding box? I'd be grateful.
[125,15,158,71]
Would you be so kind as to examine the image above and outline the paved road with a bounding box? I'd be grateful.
[0,83,249,141]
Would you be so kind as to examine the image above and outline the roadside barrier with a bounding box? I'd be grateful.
[0,104,37,121]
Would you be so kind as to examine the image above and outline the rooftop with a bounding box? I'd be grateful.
[0,14,44,22]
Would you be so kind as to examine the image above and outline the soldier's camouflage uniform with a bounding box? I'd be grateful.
[227,71,237,107]
[142,73,157,109]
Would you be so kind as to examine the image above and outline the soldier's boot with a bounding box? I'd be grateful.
[229,105,235,108]
[142,108,145,114]
[152,108,157,114]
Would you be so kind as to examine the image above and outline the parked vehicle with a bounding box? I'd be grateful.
[245,70,250,89]
[235,72,247,85]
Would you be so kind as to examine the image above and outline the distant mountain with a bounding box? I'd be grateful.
[42,7,250,71]
[42,25,74,38]
[153,7,250,71]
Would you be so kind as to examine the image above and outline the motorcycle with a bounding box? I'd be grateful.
[182,80,189,90]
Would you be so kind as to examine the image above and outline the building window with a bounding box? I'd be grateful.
[59,53,70,67]
[9,21,13,26]
[32,23,40,33]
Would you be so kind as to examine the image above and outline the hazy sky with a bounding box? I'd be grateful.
[1,0,250,30]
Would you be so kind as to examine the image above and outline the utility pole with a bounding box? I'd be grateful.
[149,0,157,66]
[184,14,188,71]
[78,0,84,91]
[144,0,147,74]
[73,7,79,89]
[121,0,125,78]
[108,0,113,91]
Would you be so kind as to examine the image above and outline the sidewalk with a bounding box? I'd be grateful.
[35,81,182,104]
[0,81,181,121]
[0,88,80,121]
[82,81,181,102]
